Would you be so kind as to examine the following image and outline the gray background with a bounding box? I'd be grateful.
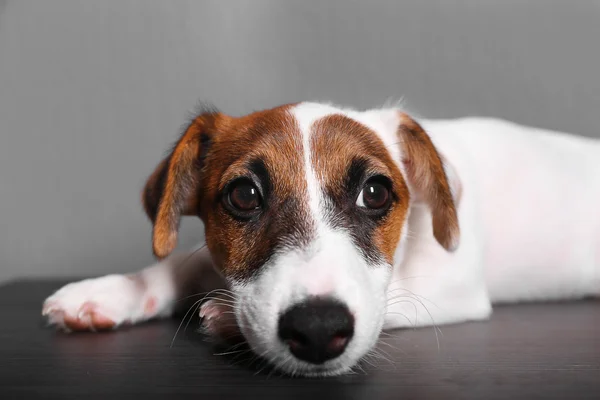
[1,0,599,283]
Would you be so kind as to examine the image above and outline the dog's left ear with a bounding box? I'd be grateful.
[397,112,460,251]
[142,111,219,259]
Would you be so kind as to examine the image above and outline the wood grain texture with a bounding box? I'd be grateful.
[0,280,599,399]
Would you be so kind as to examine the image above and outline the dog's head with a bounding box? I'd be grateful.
[143,102,459,376]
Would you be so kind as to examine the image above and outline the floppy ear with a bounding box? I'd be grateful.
[142,112,218,259]
[397,112,460,251]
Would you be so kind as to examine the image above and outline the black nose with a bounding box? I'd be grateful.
[277,298,354,364]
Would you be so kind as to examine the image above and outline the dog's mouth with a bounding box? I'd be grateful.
[274,360,354,378]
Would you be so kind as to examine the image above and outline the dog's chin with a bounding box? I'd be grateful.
[251,344,363,378]
[280,363,354,378]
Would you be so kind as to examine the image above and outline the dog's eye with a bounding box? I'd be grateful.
[228,182,261,212]
[356,180,390,210]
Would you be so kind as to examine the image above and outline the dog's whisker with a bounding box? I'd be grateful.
[375,356,398,372]
[386,298,420,308]
[378,330,403,338]
[169,298,204,348]
[253,348,275,376]
[202,289,237,299]
[228,350,253,362]
[214,339,247,353]
[390,287,442,310]
[175,292,210,303]
[386,297,421,307]
[228,346,255,362]
[377,337,406,353]
[213,346,251,357]
[386,298,419,328]
[385,310,415,327]
[387,289,432,302]
[175,290,221,303]
[353,361,367,375]
[269,355,292,379]
[360,354,380,372]
[400,291,444,338]
[374,344,401,361]
[184,299,205,335]
[386,293,425,303]
[393,293,443,351]
[291,361,300,378]
[195,292,237,302]
[209,322,242,329]
[387,299,427,334]
[202,303,235,315]
[386,275,438,287]
[205,292,236,299]
[362,350,393,372]
[176,287,237,304]
[197,302,236,311]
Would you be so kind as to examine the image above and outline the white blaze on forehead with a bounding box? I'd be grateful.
[290,103,406,188]
[291,102,343,232]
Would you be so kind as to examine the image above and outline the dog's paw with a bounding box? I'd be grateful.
[42,275,145,332]
[199,299,241,341]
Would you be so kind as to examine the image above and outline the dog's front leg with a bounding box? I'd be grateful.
[42,245,229,332]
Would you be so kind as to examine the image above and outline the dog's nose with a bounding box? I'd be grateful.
[277,298,354,364]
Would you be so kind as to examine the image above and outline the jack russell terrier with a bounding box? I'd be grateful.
[42,102,600,376]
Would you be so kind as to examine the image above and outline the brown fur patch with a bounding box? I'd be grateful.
[200,105,315,279]
[311,114,410,264]
[142,103,317,280]
[397,112,460,251]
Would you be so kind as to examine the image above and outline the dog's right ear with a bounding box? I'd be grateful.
[142,110,219,259]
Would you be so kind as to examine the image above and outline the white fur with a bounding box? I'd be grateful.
[233,232,390,376]
[42,102,600,377]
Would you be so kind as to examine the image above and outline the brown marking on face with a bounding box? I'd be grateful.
[200,105,315,280]
[310,114,410,264]
[143,103,316,281]
[397,112,460,251]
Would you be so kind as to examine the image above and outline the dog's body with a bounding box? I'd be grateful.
[386,116,600,329]
[42,102,600,376]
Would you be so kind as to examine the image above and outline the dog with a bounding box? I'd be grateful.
[42,102,600,377]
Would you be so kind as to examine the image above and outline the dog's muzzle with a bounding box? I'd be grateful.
[277,297,354,364]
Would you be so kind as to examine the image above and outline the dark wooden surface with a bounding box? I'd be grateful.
[0,280,599,399]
